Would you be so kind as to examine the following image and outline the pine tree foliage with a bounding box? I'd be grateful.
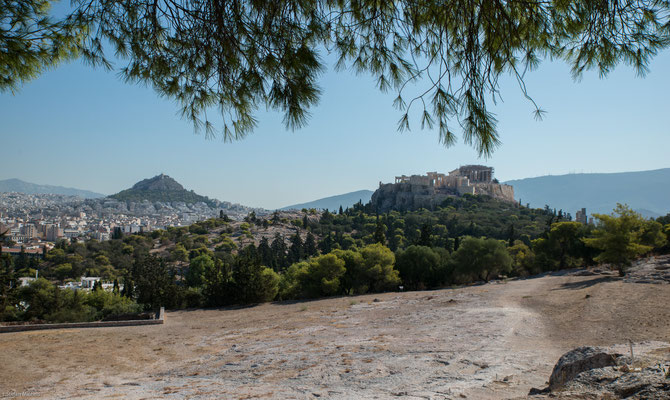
[583,203,665,275]
[0,0,86,92]
[3,1,669,154]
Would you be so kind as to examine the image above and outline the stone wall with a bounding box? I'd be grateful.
[474,183,515,203]
[371,181,515,213]
[0,307,165,333]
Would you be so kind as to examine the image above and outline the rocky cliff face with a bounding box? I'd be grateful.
[371,182,515,212]
[475,183,515,202]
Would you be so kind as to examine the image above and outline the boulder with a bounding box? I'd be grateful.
[548,346,619,390]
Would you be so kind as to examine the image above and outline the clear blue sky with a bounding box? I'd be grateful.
[1,42,669,209]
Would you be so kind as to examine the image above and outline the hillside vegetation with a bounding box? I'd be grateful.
[109,174,216,206]
[2,195,669,322]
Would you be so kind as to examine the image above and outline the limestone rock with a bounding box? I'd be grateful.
[548,346,619,390]
[533,342,670,399]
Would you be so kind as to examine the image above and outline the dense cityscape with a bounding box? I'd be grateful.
[0,190,264,256]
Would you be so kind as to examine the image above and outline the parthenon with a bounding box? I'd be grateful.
[394,165,495,192]
[373,165,515,212]
[390,165,512,199]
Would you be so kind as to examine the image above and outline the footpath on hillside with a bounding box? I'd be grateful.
[1,264,668,399]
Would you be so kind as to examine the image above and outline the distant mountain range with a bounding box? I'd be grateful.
[5,167,669,219]
[280,190,374,211]
[0,178,105,198]
[109,174,217,206]
[505,168,670,218]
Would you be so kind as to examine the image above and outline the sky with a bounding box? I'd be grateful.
[2,38,669,209]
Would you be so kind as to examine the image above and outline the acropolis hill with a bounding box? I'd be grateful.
[371,165,515,212]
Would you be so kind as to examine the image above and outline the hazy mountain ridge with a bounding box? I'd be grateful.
[280,190,374,211]
[505,168,670,218]
[0,178,105,198]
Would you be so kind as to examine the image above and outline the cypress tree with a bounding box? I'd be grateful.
[287,231,304,264]
[374,217,386,245]
[418,224,432,247]
[319,232,333,254]
[270,233,287,271]
[258,237,273,268]
[304,232,318,257]
[507,224,515,247]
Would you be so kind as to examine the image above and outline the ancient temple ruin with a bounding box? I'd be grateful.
[373,165,515,212]
[392,165,504,196]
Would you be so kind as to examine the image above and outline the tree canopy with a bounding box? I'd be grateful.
[583,203,665,275]
[3,0,669,154]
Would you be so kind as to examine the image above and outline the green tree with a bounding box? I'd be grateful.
[548,221,588,269]
[417,224,432,247]
[584,204,666,276]
[358,244,400,293]
[270,233,288,271]
[395,245,441,290]
[287,231,304,264]
[388,228,405,252]
[201,258,233,306]
[131,255,176,310]
[111,227,123,240]
[0,252,16,315]
[318,232,334,254]
[331,248,364,295]
[290,254,346,298]
[171,244,189,262]
[304,232,319,258]
[233,254,279,304]
[15,246,28,270]
[278,261,308,300]
[452,237,512,283]
[0,0,84,92]
[507,240,536,277]
[53,263,73,283]
[256,267,280,303]
[257,237,274,268]
[16,278,58,321]
[185,254,215,288]
[8,1,669,154]
[94,254,110,266]
[215,236,238,253]
[373,218,387,245]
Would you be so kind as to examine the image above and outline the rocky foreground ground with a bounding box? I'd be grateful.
[1,259,669,399]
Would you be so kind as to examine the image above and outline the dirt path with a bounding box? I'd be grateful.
[1,272,668,399]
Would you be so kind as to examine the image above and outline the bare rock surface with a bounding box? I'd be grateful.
[548,346,619,389]
[2,271,670,399]
[624,255,670,284]
[532,341,670,399]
